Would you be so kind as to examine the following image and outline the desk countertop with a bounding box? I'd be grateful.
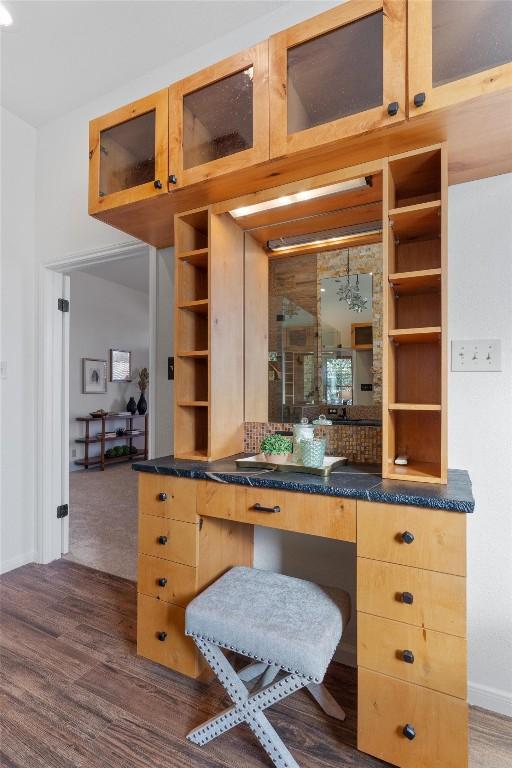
[132,455,474,513]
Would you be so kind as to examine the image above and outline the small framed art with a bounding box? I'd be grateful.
[82,358,107,394]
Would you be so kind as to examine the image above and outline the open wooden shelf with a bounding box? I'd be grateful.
[388,403,441,411]
[389,268,442,296]
[175,450,209,461]
[176,247,208,267]
[178,299,209,314]
[75,450,146,468]
[386,461,442,484]
[389,200,441,241]
[177,349,209,358]
[177,400,209,407]
[389,327,441,344]
[384,146,446,484]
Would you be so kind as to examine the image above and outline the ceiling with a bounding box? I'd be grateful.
[1,1,285,127]
[76,252,149,294]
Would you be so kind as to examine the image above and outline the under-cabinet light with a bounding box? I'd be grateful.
[230,177,370,219]
[0,3,13,26]
[267,220,382,253]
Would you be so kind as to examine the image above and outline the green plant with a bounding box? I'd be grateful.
[138,367,149,393]
[260,434,292,455]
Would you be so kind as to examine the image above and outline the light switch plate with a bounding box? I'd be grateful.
[451,340,501,372]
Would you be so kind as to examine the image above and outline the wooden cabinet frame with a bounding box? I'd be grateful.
[88,89,169,215]
[269,0,406,158]
[408,0,512,116]
[169,43,269,188]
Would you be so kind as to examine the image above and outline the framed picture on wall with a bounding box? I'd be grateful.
[82,358,107,394]
[110,349,132,382]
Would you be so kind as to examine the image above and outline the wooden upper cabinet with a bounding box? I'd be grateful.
[89,89,169,214]
[269,0,406,159]
[408,0,512,116]
[169,43,269,188]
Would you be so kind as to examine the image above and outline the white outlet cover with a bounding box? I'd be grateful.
[451,339,501,372]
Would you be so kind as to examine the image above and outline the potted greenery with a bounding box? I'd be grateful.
[137,367,149,414]
[260,434,293,465]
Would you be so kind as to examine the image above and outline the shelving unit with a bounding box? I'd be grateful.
[383,145,447,483]
[75,413,148,470]
[174,206,244,461]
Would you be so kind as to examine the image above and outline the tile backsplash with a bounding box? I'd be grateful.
[244,421,382,465]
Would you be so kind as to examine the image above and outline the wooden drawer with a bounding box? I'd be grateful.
[197,481,356,542]
[358,668,468,768]
[358,612,466,699]
[137,593,201,678]
[138,473,198,522]
[137,554,197,607]
[357,501,466,575]
[139,514,198,566]
[357,557,466,637]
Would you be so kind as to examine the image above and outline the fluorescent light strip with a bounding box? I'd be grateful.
[267,220,382,253]
[230,177,370,219]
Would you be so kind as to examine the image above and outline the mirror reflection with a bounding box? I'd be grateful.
[268,245,382,423]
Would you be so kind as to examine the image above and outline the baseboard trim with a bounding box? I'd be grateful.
[0,551,36,575]
[469,681,512,717]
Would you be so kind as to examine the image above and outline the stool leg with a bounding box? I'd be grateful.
[306,683,346,722]
[188,638,306,768]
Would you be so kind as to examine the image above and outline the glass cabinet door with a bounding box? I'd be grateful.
[269,0,406,158]
[408,0,512,115]
[169,43,269,187]
[89,89,168,214]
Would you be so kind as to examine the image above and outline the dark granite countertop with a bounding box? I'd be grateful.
[133,455,474,513]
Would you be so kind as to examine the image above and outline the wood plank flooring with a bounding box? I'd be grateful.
[1,560,511,768]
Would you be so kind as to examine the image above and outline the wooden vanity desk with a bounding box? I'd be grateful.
[134,461,473,768]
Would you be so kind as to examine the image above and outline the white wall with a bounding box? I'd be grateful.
[448,174,512,716]
[69,270,149,464]
[0,108,37,573]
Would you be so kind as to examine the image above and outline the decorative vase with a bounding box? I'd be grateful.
[137,392,147,415]
[126,396,137,415]
[264,453,291,465]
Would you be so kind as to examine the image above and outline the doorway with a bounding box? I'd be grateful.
[36,242,174,574]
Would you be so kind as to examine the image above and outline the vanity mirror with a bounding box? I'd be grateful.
[268,244,382,423]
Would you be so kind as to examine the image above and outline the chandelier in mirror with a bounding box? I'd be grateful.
[336,253,368,313]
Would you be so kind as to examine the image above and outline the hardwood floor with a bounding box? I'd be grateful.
[0,561,511,768]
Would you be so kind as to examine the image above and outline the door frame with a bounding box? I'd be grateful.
[36,240,157,564]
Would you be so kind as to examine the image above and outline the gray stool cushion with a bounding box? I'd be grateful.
[185,566,351,683]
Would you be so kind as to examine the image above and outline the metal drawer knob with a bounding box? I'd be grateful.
[400,591,414,605]
[403,724,416,741]
[158,578,167,587]
[154,179,162,189]
[402,649,415,664]
[158,535,168,545]
[387,101,399,116]
[157,631,167,642]
[401,530,415,544]
[158,492,168,501]
[414,92,426,108]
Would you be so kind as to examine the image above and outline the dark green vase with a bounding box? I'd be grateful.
[137,392,147,415]
[126,396,137,415]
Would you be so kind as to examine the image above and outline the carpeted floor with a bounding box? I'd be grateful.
[65,464,138,581]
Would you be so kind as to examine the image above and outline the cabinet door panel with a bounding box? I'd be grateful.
[269,0,406,158]
[89,89,168,214]
[408,0,512,116]
[169,43,269,187]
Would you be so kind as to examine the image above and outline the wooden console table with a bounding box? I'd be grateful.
[75,413,148,470]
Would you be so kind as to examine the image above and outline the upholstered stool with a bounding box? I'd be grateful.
[185,566,351,768]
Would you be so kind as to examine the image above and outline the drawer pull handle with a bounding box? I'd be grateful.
[158,535,168,545]
[157,631,167,642]
[414,92,426,108]
[402,649,415,664]
[158,492,168,501]
[387,101,399,116]
[401,530,415,544]
[403,724,416,741]
[252,503,280,514]
[158,578,167,587]
[400,591,414,605]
